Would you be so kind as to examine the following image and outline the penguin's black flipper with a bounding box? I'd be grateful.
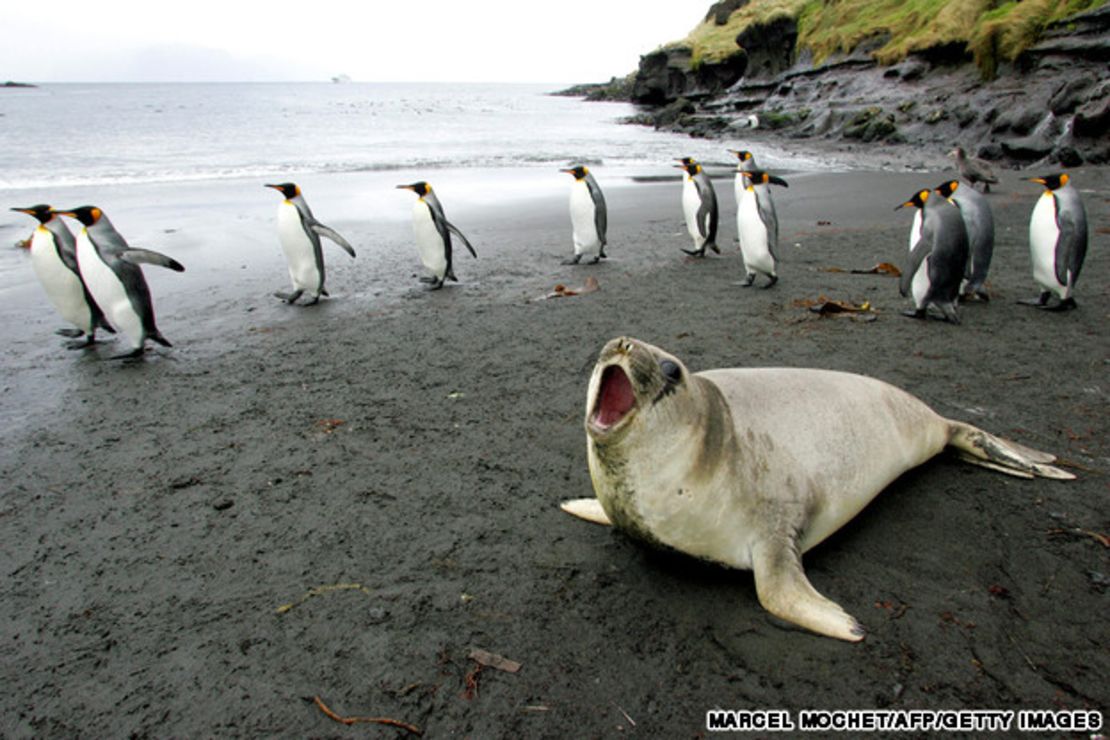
[311,222,356,258]
[446,222,477,258]
[1053,205,1086,290]
[120,249,185,272]
[900,238,931,298]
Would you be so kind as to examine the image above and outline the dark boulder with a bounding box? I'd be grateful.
[735,16,798,79]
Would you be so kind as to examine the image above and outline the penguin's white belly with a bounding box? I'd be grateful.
[76,231,143,348]
[277,202,320,293]
[1029,194,1062,294]
[30,228,92,332]
[908,210,923,252]
[681,179,704,246]
[413,201,446,278]
[911,255,932,307]
[737,189,774,275]
[569,183,600,256]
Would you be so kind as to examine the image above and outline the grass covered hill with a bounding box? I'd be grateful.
[683,0,1108,78]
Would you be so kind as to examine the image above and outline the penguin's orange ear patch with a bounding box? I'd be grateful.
[91,207,102,223]
[1060,173,1069,187]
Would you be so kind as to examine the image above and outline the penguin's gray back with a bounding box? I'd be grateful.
[951,187,994,288]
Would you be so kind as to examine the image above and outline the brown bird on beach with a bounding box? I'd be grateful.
[948,146,998,193]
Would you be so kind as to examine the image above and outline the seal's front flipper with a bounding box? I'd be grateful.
[751,537,865,642]
[560,498,612,526]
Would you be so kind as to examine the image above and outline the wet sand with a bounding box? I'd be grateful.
[0,164,1107,736]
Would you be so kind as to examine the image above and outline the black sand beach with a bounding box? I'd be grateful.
[1,165,1106,736]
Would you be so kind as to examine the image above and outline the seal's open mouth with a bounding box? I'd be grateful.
[592,365,636,430]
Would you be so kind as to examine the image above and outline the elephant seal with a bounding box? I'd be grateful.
[561,337,1073,642]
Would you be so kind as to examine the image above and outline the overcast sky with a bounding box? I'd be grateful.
[5,2,706,83]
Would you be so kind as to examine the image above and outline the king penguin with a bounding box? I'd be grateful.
[11,204,114,348]
[675,158,719,257]
[728,150,758,219]
[935,179,994,301]
[264,183,356,305]
[56,206,185,359]
[1020,173,1088,311]
[736,170,788,288]
[396,181,477,289]
[560,165,608,265]
[895,189,968,324]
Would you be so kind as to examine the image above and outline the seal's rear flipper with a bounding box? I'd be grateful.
[948,422,1074,480]
[560,498,612,526]
[752,537,865,643]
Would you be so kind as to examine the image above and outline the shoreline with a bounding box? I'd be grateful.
[1,161,1106,735]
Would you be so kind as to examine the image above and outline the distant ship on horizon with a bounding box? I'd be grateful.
[331,74,352,84]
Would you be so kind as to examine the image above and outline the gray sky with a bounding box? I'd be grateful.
[5,2,706,83]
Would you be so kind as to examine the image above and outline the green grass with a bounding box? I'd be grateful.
[679,0,1108,77]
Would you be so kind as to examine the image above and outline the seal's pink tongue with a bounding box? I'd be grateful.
[594,365,635,427]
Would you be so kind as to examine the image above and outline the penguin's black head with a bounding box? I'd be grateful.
[895,189,929,211]
[10,204,53,224]
[1029,173,1068,190]
[728,149,753,162]
[674,158,700,176]
[935,180,959,199]
[56,206,103,226]
[561,166,589,180]
[742,170,789,188]
[397,182,430,197]
[265,182,300,199]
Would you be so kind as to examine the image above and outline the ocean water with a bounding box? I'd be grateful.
[0,81,803,191]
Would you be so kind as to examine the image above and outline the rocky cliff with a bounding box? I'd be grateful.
[619,2,1110,166]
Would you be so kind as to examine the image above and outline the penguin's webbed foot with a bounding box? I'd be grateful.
[274,290,303,305]
[1017,291,1051,308]
[109,347,146,361]
[1043,297,1077,312]
[418,276,438,284]
[588,256,602,265]
[761,275,779,290]
[65,336,100,350]
[561,255,582,266]
[680,248,706,258]
[55,328,85,338]
[739,274,756,288]
[901,308,927,320]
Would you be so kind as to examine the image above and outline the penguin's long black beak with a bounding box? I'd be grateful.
[894,202,910,211]
[1027,177,1047,185]
[395,184,415,191]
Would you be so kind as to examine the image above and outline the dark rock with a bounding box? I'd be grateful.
[735,16,798,79]
[653,97,697,127]
[991,105,1043,135]
[1049,77,1095,115]
[890,60,929,81]
[694,53,749,94]
[1001,134,1053,160]
[1053,145,1084,167]
[706,0,749,25]
[1073,94,1110,138]
[977,143,1004,161]
[632,47,694,105]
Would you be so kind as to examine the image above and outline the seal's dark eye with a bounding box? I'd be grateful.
[660,360,681,383]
